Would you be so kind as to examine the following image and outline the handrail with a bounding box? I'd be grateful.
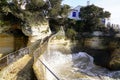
[33,33,61,80]
[36,29,64,80]
[0,32,60,79]
[0,39,41,68]
[38,59,60,80]
[0,47,29,67]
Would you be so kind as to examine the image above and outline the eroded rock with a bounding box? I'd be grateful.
[109,48,120,70]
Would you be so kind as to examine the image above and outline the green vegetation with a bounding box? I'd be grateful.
[66,28,77,40]
[0,20,4,26]
[49,4,111,40]
[0,0,67,28]
[55,35,65,40]
[80,4,111,32]
[60,4,71,17]
[49,4,70,32]
[0,0,71,32]
[0,1,113,41]
[48,0,62,17]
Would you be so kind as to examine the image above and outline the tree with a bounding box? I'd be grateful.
[80,4,111,32]
[48,0,62,17]
[0,0,72,36]
[0,0,69,23]
[0,0,64,29]
[49,4,70,32]
[59,4,70,17]
[66,28,77,40]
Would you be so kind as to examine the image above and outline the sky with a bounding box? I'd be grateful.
[62,0,120,25]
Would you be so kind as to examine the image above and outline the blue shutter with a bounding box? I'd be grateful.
[72,12,76,17]
[79,12,80,17]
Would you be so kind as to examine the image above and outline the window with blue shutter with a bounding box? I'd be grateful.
[72,12,76,17]
[79,12,80,17]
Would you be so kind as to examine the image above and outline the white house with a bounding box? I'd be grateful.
[68,5,110,27]
[68,5,82,20]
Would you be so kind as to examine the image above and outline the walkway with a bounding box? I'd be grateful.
[0,30,62,80]
[0,39,41,70]
[0,55,32,80]
[0,38,41,80]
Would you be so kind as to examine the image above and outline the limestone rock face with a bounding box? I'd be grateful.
[21,26,32,36]
[115,33,120,38]
[22,21,51,44]
[0,34,14,54]
[84,37,106,49]
[109,48,120,70]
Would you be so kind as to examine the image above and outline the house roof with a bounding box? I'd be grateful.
[70,5,83,11]
[74,5,83,9]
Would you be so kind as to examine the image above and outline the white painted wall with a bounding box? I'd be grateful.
[68,5,82,20]
[68,5,110,28]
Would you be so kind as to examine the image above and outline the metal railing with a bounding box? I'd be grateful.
[33,41,60,80]
[0,32,60,80]
[32,33,61,80]
[0,47,29,69]
[0,39,41,69]
[38,59,60,80]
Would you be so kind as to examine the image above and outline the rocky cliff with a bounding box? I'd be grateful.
[0,22,51,80]
[73,36,120,70]
[22,20,51,45]
[0,34,14,55]
[0,17,51,53]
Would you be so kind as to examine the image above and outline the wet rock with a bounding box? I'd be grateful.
[77,36,120,70]
[109,48,120,70]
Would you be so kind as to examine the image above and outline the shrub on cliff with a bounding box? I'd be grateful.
[66,28,77,40]
[0,0,68,28]
[80,4,111,32]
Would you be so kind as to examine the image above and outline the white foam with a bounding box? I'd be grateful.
[43,49,120,79]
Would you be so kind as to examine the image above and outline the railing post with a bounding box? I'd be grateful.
[6,55,9,65]
[28,47,30,54]
[38,59,60,80]
[28,47,31,55]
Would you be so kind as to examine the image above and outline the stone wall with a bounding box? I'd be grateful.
[22,21,52,46]
[0,32,28,55]
[0,34,14,54]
